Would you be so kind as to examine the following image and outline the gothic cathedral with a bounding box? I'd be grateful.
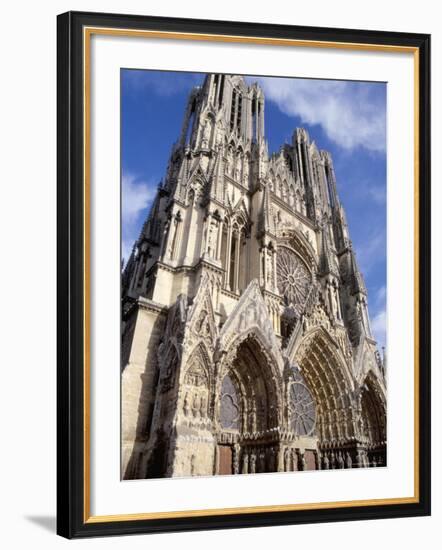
[121,74,386,479]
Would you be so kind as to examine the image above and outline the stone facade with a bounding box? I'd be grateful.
[121,74,387,479]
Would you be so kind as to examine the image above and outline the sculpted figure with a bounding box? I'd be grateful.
[249,453,256,474]
[241,452,249,474]
[284,448,291,472]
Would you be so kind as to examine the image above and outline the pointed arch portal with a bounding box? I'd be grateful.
[216,333,282,475]
[295,328,386,468]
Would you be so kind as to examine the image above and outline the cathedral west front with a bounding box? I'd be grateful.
[121,73,386,479]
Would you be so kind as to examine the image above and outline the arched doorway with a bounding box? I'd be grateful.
[295,328,359,469]
[359,373,387,467]
[215,333,282,475]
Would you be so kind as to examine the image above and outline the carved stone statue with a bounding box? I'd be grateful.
[249,453,256,474]
[284,448,291,472]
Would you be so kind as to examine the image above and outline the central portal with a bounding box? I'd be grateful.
[215,335,282,475]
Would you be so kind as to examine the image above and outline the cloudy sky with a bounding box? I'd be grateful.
[121,70,386,349]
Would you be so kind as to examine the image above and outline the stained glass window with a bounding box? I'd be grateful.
[290,382,316,436]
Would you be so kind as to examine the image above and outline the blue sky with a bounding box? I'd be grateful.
[121,70,386,349]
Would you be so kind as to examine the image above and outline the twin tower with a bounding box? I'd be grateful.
[121,74,386,480]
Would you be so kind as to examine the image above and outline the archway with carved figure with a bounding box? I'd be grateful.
[294,327,359,469]
[215,331,283,475]
[359,370,387,467]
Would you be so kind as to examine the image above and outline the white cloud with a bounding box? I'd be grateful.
[253,77,386,153]
[121,173,156,263]
[374,285,386,307]
[369,285,387,349]
[371,308,386,348]
[121,240,134,267]
[122,173,155,224]
[367,184,386,205]
[354,228,386,276]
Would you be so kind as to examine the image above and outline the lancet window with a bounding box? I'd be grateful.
[221,213,248,294]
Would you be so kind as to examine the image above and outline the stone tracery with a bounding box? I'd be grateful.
[276,246,312,312]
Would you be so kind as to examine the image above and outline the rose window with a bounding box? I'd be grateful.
[276,247,311,312]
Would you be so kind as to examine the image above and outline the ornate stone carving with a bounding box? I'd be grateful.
[219,374,240,430]
[277,246,312,313]
[290,381,316,436]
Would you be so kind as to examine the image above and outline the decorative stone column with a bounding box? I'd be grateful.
[261,246,267,286]
[234,232,241,293]
[225,224,232,290]
[272,247,277,292]
[216,218,223,261]
[241,451,249,474]
[203,212,212,256]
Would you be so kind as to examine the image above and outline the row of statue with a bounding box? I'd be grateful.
[225,446,385,474]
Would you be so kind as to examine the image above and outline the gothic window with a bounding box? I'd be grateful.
[276,247,312,313]
[236,95,242,137]
[224,215,247,293]
[230,88,237,132]
[220,374,240,430]
[251,98,257,142]
[290,381,316,436]
[220,224,228,271]
[213,74,219,102]
[169,211,182,260]
[229,233,236,290]
[218,75,224,107]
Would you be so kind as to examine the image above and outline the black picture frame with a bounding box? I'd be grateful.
[57,10,431,539]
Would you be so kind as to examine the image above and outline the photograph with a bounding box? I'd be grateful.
[120,70,387,480]
[0,0,435,544]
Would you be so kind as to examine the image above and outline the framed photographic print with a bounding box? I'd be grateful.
[57,11,431,538]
